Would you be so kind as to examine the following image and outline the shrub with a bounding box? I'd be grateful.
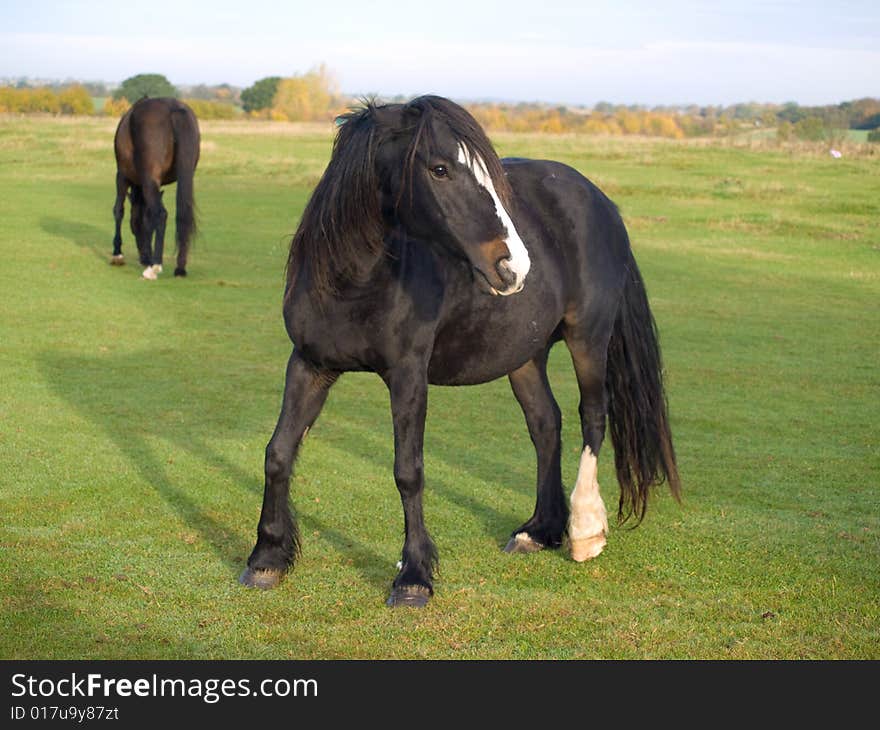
[0,86,95,114]
[794,116,825,141]
[182,99,239,120]
[57,84,94,115]
[777,121,793,142]
[103,97,131,117]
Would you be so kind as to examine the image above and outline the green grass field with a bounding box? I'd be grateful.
[1,116,877,659]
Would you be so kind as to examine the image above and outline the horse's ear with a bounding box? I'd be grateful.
[368,103,422,134]
[398,105,423,136]
[370,105,399,129]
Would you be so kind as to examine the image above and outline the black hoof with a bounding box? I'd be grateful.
[503,532,545,554]
[174,268,187,277]
[386,585,431,608]
[238,567,285,590]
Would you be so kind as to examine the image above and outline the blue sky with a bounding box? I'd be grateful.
[1,0,878,106]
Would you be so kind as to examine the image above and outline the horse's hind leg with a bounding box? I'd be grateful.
[128,186,151,268]
[504,350,568,554]
[139,182,166,280]
[174,251,189,277]
[563,334,610,562]
[241,351,336,590]
[111,172,128,265]
[152,190,168,271]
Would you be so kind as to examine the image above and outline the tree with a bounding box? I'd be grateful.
[113,74,177,102]
[271,65,340,121]
[241,76,281,113]
[778,101,805,124]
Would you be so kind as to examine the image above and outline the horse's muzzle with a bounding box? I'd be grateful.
[494,258,524,295]
[475,239,525,296]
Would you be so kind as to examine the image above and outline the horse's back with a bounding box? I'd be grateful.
[504,157,629,255]
[113,107,136,182]
[504,157,633,310]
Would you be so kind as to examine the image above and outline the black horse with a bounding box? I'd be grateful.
[111,97,200,279]
[240,95,680,607]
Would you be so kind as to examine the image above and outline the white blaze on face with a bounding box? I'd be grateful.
[457,144,530,293]
[569,445,608,562]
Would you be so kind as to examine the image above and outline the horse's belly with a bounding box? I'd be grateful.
[427,307,561,386]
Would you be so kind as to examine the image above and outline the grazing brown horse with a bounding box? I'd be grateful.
[111,97,200,279]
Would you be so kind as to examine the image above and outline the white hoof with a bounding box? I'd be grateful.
[568,505,608,563]
[570,533,607,562]
[110,254,125,266]
[142,265,158,280]
[569,445,609,563]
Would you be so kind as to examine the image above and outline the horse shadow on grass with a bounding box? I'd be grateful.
[39,341,568,592]
[311,379,535,548]
[37,348,395,589]
[39,349,252,572]
[41,216,110,265]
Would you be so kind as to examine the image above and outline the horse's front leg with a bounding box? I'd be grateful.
[384,367,437,607]
[240,351,336,590]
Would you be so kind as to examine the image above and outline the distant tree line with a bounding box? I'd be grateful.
[469,103,686,137]
[465,98,880,141]
[2,71,879,143]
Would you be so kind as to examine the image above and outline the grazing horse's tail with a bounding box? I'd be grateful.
[606,252,681,523]
[170,107,199,270]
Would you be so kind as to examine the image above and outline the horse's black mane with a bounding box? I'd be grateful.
[285,95,511,299]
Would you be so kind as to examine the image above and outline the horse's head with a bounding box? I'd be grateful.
[287,96,530,300]
[373,96,530,296]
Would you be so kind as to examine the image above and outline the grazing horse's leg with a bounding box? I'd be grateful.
[152,190,168,272]
[129,186,150,267]
[384,367,437,607]
[139,182,165,279]
[564,336,610,562]
[111,171,128,265]
[503,351,568,554]
[175,237,190,278]
[240,352,336,590]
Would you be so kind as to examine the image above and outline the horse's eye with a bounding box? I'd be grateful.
[430,165,448,179]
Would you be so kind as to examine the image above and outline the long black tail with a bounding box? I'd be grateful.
[606,252,681,524]
[170,106,199,265]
